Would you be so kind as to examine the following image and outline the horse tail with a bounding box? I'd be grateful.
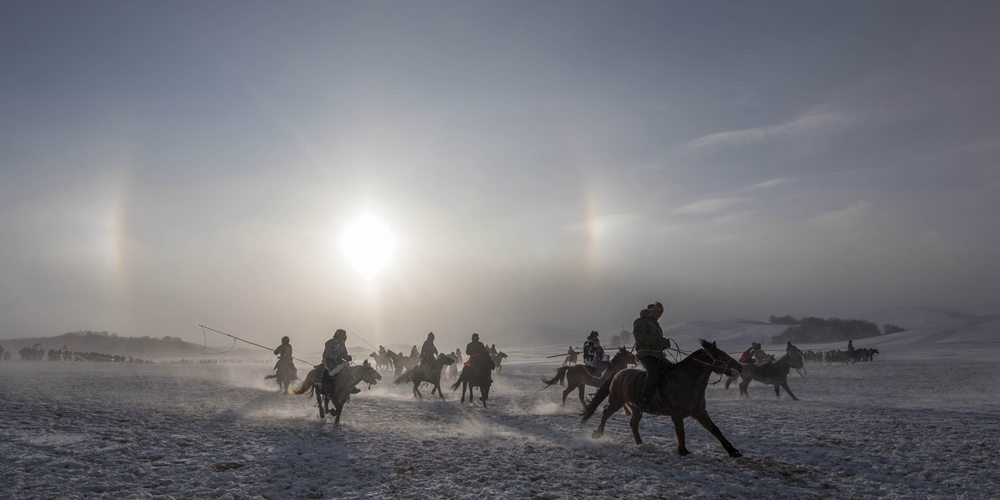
[581,376,613,424]
[264,374,277,380]
[395,372,412,385]
[290,368,317,396]
[540,366,570,388]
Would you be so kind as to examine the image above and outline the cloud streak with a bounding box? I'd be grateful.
[682,106,859,152]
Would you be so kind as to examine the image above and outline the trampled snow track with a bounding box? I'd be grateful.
[1,352,998,499]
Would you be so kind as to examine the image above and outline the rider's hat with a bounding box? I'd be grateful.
[427,332,434,339]
[587,331,599,340]
[471,333,479,341]
[281,336,290,344]
[333,329,347,340]
[648,301,664,313]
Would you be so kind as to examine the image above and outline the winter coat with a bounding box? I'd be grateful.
[633,311,668,359]
[322,339,350,371]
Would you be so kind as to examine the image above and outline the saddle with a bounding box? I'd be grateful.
[584,360,609,379]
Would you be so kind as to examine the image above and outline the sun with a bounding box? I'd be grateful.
[340,214,397,280]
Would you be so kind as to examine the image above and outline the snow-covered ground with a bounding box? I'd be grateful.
[2,315,999,499]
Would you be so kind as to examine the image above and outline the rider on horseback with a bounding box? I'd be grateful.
[274,336,293,372]
[316,329,359,395]
[583,331,604,368]
[419,332,438,367]
[466,333,493,373]
[633,301,670,412]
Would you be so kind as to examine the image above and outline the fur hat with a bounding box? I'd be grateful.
[471,333,480,341]
[587,331,599,340]
[333,329,347,340]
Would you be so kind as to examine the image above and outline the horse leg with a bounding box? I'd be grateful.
[774,384,781,398]
[629,408,644,445]
[592,389,625,440]
[693,412,742,458]
[781,381,799,401]
[739,378,751,398]
[577,384,586,409]
[672,415,690,456]
[723,375,736,390]
[333,401,343,425]
[413,383,422,398]
[435,383,445,400]
[561,384,574,407]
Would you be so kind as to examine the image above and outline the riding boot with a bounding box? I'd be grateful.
[638,356,661,412]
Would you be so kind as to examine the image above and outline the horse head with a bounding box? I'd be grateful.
[438,353,456,366]
[699,339,741,376]
[361,359,382,385]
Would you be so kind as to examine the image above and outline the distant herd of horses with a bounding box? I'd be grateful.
[265,341,880,457]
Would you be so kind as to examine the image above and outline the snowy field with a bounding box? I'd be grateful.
[2,321,999,499]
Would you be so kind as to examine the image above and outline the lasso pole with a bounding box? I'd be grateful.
[198,324,311,365]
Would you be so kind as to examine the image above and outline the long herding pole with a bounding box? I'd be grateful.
[198,324,311,365]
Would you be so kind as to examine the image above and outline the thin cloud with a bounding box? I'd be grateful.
[738,177,792,192]
[682,106,858,152]
[674,198,748,215]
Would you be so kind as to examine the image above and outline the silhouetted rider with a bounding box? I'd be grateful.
[317,329,358,394]
[274,336,293,372]
[465,333,493,372]
[633,302,669,412]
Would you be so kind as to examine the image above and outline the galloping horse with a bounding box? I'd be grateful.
[451,357,495,407]
[582,340,743,457]
[731,352,804,400]
[541,347,636,408]
[394,354,455,399]
[491,351,508,372]
[291,360,382,423]
[369,351,393,371]
[264,361,298,393]
[445,353,460,380]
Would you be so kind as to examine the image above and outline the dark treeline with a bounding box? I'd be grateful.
[2,331,206,359]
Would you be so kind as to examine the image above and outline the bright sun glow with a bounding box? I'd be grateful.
[340,214,397,280]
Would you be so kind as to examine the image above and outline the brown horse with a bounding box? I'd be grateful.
[541,347,636,408]
[582,340,743,457]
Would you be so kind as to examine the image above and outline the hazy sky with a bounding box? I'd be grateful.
[1,1,997,348]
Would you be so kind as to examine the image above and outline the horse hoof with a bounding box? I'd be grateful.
[678,449,690,456]
[730,450,743,458]
[591,431,603,439]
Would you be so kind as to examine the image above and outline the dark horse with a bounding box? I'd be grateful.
[264,361,298,393]
[394,353,455,399]
[730,352,804,400]
[451,357,495,407]
[582,340,743,457]
[290,360,382,423]
[541,347,637,408]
